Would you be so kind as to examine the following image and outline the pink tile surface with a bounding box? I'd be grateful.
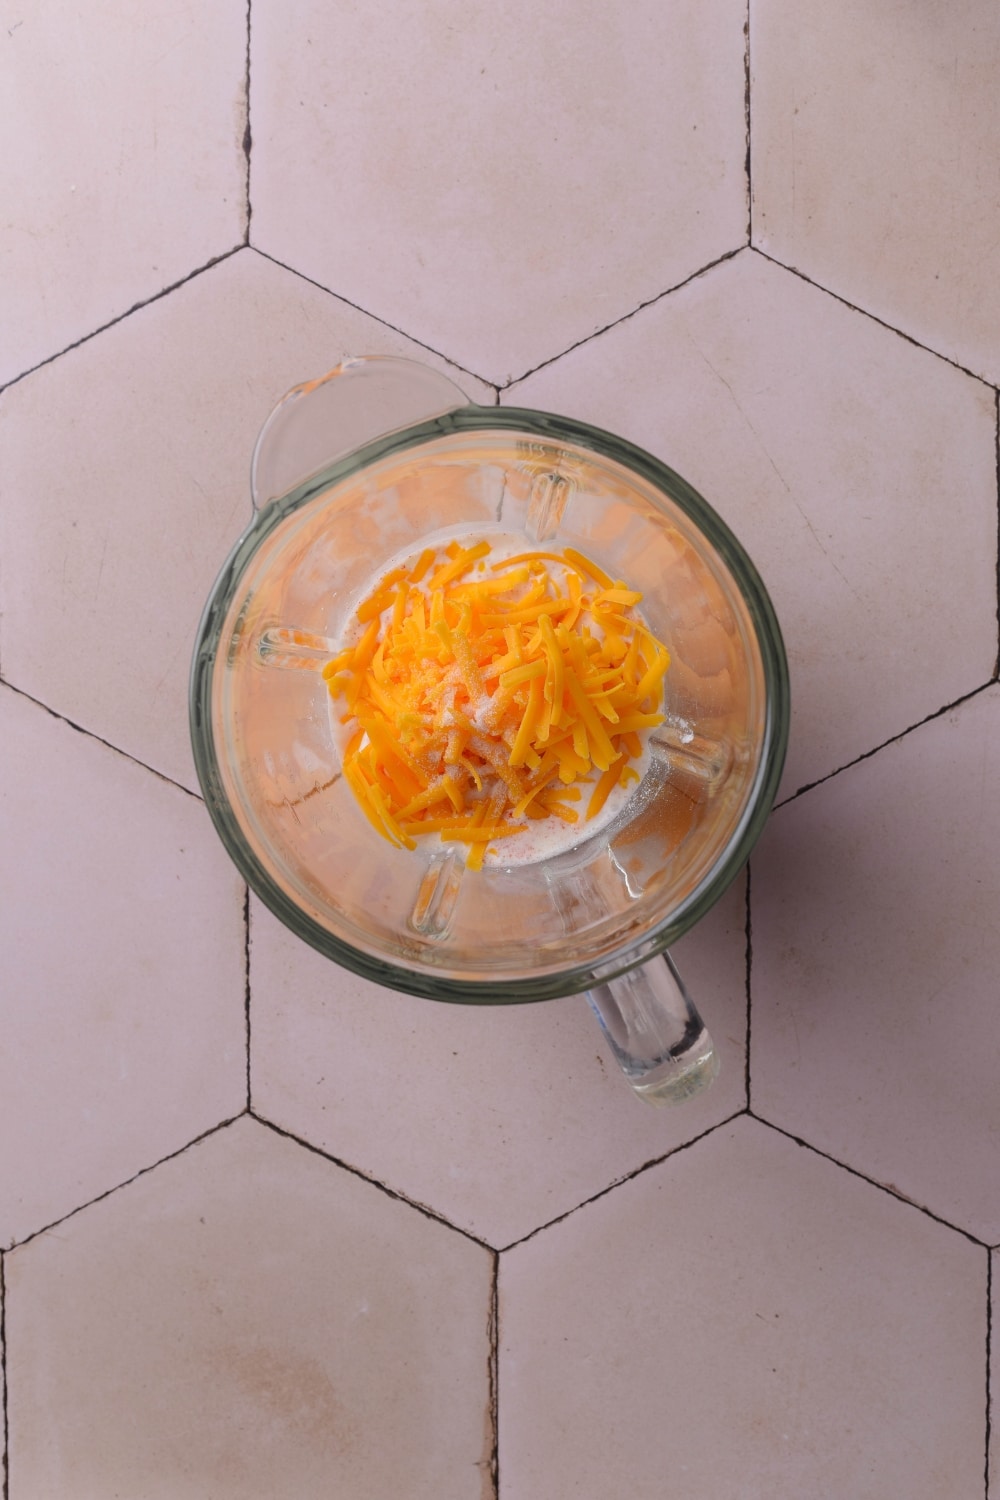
[249,0,748,383]
[0,250,491,794]
[250,877,748,1248]
[752,686,1000,1242]
[507,251,998,798]
[5,1117,492,1499]
[0,685,245,1248]
[752,0,1000,385]
[500,1116,987,1500]
[3,0,998,1488]
[0,0,247,387]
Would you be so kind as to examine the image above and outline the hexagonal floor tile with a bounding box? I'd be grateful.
[249,876,748,1249]
[5,1117,492,1499]
[0,685,245,1248]
[751,685,1000,1243]
[751,0,1000,385]
[499,1116,987,1499]
[0,0,247,387]
[248,0,748,384]
[0,249,492,794]
[505,251,997,798]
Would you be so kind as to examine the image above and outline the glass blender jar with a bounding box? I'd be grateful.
[190,357,789,1104]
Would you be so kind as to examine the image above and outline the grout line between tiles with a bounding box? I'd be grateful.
[4,1115,245,1255]
[498,1108,748,1253]
[750,1113,991,1249]
[750,246,998,390]
[0,679,202,802]
[1,1251,7,1500]
[487,1253,499,1500]
[776,678,999,809]
[986,1250,993,1500]
[500,245,749,393]
[243,887,253,1111]
[744,863,753,1109]
[248,1112,494,1252]
[0,248,243,398]
[243,0,253,240]
[246,248,498,392]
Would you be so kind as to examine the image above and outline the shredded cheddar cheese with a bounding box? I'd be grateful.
[323,539,669,864]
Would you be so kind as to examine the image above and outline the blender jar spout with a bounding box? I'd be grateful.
[249,355,471,512]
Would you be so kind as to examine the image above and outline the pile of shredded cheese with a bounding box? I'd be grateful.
[322,537,669,870]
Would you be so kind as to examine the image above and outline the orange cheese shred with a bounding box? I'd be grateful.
[325,539,670,866]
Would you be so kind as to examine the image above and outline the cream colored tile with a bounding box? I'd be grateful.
[500,1116,987,1499]
[0,0,247,386]
[752,0,1000,384]
[0,250,491,793]
[753,685,1000,1242]
[249,0,748,383]
[0,686,245,1248]
[250,877,747,1248]
[507,252,997,798]
[5,1117,492,1499]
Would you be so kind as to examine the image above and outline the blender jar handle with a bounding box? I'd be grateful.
[586,952,719,1105]
[250,355,471,510]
